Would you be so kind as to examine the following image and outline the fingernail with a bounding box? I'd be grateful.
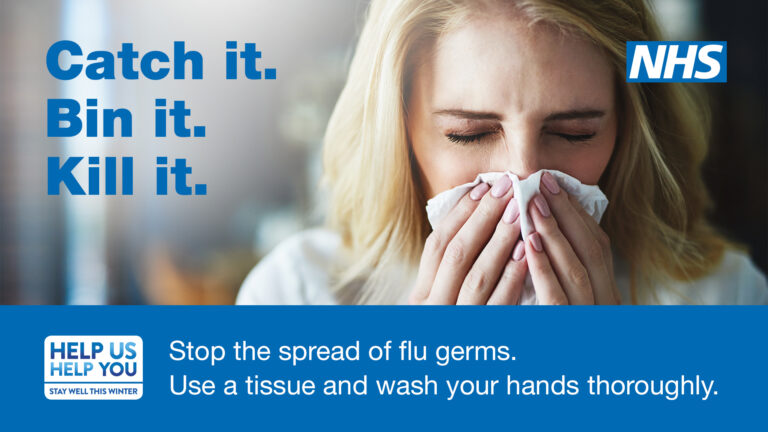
[534,195,551,218]
[529,232,543,252]
[512,239,525,261]
[490,175,512,198]
[542,172,560,194]
[502,199,519,224]
[469,182,490,200]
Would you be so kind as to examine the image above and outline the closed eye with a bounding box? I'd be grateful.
[446,131,495,144]
[552,132,596,142]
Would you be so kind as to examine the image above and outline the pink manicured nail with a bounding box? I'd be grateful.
[469,183,490,200]
[534,195,551,217]
[512,240,525,261]
[529,232,543,252]
[502,199,519,224]
[490,175,512,198]
[542,172,560,194]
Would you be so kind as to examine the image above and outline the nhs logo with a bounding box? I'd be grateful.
[626,41,726,82]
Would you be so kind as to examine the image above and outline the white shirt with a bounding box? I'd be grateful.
[236,228,768,305]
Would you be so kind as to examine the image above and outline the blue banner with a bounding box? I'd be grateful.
[1,306,766,430]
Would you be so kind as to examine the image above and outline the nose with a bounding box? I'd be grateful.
[499,128,541,179]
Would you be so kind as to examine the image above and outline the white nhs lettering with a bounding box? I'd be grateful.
[627,42,725,82]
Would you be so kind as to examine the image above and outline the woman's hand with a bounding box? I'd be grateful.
[409,175,528,305]
[523,172,620,304]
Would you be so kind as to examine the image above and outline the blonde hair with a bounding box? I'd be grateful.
[322,0,727,304]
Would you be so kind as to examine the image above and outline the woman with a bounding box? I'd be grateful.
[237,0,767,305]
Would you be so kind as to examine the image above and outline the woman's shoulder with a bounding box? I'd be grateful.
[235,228,342,305]
[659,248,768,305]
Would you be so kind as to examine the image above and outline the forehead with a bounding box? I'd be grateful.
[420,13,615,116]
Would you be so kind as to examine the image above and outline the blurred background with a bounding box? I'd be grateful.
[0,0,765,304]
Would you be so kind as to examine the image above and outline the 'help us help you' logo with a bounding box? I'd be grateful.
[44,336,143,400]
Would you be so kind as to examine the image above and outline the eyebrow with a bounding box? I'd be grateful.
[543,110,605,121]
[432,109,501,120]
[432,109,606,121]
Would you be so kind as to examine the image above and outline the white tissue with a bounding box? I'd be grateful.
[424,169,608,305]
[425,169,608,241]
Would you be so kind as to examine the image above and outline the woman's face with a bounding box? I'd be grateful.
[407,13,618,199]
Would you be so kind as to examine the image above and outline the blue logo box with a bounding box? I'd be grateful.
[626,41,727,82]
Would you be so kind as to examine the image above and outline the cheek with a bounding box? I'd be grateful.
[547,113,618,185]
[411,131,491,199]
[555,135,616,185]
